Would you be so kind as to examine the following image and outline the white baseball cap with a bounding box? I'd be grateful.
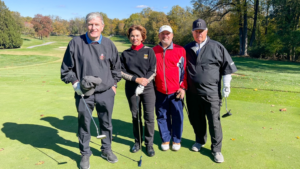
[159,25,173,33]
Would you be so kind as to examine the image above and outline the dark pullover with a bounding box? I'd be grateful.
[120,44,156,87]
[61,34,121,93]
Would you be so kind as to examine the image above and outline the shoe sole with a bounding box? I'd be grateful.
[101,154,118,163]
[80,165,90,169]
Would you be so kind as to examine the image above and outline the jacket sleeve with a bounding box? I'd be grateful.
[220,44,237,75]
[145,48,156,82]
[180,48,188,90]
[61,41,78,84]
[110,43,122,84]
[120,51,138,82]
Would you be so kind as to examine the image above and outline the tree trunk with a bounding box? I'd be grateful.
[237,0,243,55]
[242,0,248,56]
[249,0,259,47]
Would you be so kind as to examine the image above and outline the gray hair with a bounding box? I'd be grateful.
[85,12,104,25]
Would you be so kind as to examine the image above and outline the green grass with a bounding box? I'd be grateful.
[232,56,300,92]
[0,54,59,68]
[0,35,299,169]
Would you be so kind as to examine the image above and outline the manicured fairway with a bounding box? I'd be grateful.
[0,35,299,169]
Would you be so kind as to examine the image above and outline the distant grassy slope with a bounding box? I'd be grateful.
[232,56,300,92]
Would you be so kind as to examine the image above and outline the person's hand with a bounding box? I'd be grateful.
[112,86,117,94]
[136,78,148,86]
[135,85,144,96]
[72,81,83,96]
[176,88,185,100]
[222,86,230,98]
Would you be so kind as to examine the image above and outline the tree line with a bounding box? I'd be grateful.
[1,0,299,62]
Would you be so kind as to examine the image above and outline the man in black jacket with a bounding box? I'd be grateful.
[184,19,237,163]
[61,12,121,169]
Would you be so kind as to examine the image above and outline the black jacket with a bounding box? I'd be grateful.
[61,34,121,93]
[184,37,237,96]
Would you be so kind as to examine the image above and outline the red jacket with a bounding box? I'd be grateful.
[153,43,187,94]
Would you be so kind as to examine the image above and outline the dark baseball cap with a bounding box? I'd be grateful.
[192,19,207,31]
[80,76,102,96]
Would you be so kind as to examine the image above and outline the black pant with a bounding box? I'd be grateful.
[186,92,223,152]
[125,82,155,146]
[75,88,115,156]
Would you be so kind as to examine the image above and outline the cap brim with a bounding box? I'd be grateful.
[193,27,207,31]
[159,30,172,33]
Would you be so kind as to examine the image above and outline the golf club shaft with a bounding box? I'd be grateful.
[136,96,142,150]
[225,97,228,112]
[81,95,100,136]
[181,99,189,115]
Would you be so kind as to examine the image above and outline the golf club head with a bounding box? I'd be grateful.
[97,135,107,139]
[138,156,142,167]
[222,110,232,118]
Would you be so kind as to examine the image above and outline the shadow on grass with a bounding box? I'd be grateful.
[233,57,300,74]
[22,38,31,41]
[39,116,214,162]
[1,122,104,168]
[1,115,215,167]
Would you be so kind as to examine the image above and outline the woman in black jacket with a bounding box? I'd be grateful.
[120,25,156,157]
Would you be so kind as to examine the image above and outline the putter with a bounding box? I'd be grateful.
[136,95,142,167]
[81,95,106,139]
[222,97,232,118]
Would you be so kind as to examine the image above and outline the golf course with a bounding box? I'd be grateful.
[0,35,299,169]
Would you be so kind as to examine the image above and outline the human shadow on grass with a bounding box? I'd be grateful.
[40,115,215,162]
[1,122,103,168]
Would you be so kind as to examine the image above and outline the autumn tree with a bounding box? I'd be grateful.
[167,5,195,46]
[10,11,24,32]
[0,0,23,48]
[145,11,169,44]
[31,14,52,39]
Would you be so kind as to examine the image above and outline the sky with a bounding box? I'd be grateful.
[4,0,193,20]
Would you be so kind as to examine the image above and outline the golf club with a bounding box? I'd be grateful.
[81,95,106,139]
[222,97,232,118]
[136,95,142,167]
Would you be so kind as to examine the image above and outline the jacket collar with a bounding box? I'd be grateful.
[159,42,173,51]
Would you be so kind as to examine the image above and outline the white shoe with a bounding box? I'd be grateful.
[191,142,204,152]
[172,142,181,151]
[212,152,224,163]
[161,142,170,151]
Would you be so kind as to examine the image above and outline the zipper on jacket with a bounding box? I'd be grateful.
[163,50,168,94]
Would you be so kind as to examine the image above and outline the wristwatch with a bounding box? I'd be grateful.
[113,83,117,88]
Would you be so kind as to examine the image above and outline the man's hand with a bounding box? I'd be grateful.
[136,78,149,86]
[222,86,230,98]
[72,81,83,96]
[135,85,144,96]
[176,88,185,100]
[112,86,117,94]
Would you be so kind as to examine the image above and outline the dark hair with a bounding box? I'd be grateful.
[127,25,147,42]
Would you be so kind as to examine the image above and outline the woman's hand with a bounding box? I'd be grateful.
[136,78,148,86]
